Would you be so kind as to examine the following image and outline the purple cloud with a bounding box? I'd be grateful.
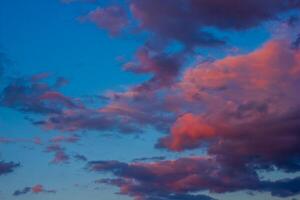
[13,184,56,196]
[0,74,83,115]
[0,161,20,176]
[45,144,70,164]
[83,6,129,36]
[88,158,300,200]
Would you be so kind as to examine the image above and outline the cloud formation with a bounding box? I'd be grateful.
[88,158,300,200]
[3,1,300,199]
[158,40,300,158]
[84,0,300,49]
[82,39,300,199]
[0,74,82,115]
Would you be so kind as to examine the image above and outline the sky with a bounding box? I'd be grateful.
[0,0,300,200]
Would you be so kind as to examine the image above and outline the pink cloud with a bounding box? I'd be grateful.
[50,135,79,143]
[88,157,300,199]
[158,113,215,151]
[45,144,70,164]
[158,40,300,152]
[14,184,56,196]
[83,6,128,36]
[31,184,43,193]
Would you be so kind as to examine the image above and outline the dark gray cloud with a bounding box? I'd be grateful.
[0,161,20,176]
[13,187,31,196]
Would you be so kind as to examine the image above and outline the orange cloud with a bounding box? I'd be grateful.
[158,113,215,151]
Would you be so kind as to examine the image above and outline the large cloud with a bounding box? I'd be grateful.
[78,0,300,94]
[131,0,300,46]
[88,157,300,200]
[83,0,300,49]
[155,40,300,175]
[83,39,300,199]
[1,1,300,199]
[158,40,300,157]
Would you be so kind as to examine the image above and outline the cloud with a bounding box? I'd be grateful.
[37,107,144,133]
[157,113,215,151]
[123,46,186,89]
[34,87,175,133]
[1,72,173,134]
[7,1,298,137]
[82,6,129,36]
[151,40,300,182]
[45,144,70,164]
[1,1,299,199]
[0,161,20,176]
[0,137,42,145]
[263,177,300,197]
[0,74,82,115]
[158,39,300,154]
[49,135,80,143]
[291,33,300,50]
[74,154,87,162]
[31,184,44,193]
[88,158,300,199]
[80,39,300,199]
[129,0,300,48]
[48,1,299,138]
[13,187,31,196]
[132,156,166,162]
[13,184,56,196]
[79,0,300,49]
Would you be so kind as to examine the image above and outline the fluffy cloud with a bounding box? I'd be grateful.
[3,1,300,199]
[81,39,300,199]
[158,40,300,156]
[130,0,300,47]
[81,0,300,49]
